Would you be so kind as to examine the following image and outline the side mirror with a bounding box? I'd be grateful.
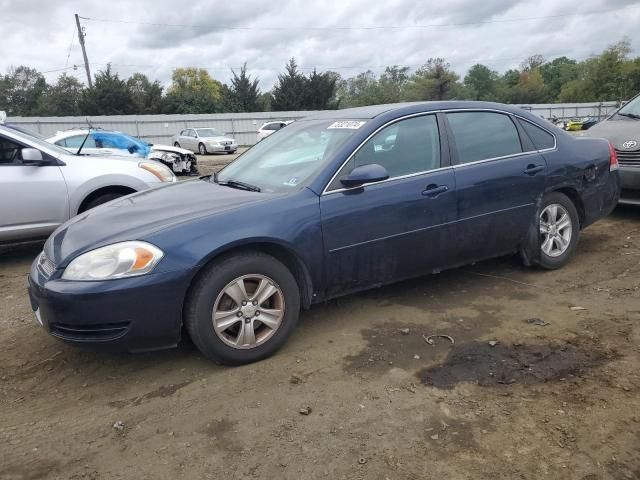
[340,163,389,188]
[21,148,48,166]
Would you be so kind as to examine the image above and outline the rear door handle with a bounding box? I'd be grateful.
[524,164,544,175]
[422,184,449,198]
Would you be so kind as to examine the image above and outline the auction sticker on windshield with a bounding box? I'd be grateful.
[327,121,366,129]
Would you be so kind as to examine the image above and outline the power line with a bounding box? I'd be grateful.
[64,23,76,68]
[78,7,632,31]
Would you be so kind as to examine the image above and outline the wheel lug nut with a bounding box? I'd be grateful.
[242,301,247,306]
[255,311,260,316]
[252,300,258,306]
[236,312,242,317]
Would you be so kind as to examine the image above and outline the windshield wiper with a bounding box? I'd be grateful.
[618,112,640,120]
[215,174,261,192]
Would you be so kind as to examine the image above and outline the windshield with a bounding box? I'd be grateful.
[216,119,364,193]
[196,128,224,137]
[617,94,640,117]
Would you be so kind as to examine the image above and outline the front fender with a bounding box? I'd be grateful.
[67,174,155,215]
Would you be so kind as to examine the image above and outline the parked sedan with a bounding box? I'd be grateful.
[582,91,640,205]
[172,128,237,155]
[257,120,293,141]
[0,124,176,244]
[27,101,619,365]
[47,129,199,175]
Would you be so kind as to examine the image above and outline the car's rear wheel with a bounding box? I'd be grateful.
[198,143,207,155]
[523,192,580,269]
[184,252,300,365]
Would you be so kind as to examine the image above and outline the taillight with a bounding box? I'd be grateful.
[609,142,619,171]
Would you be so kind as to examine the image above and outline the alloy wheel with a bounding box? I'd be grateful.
[212,274,285,349]
[539,204,572,257]
[199,144,206,155]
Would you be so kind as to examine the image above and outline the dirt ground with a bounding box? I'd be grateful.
[1,206,639,480]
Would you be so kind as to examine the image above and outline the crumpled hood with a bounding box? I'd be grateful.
[150,144,193,155]
[585,117,640,150]
[45,179,273,266]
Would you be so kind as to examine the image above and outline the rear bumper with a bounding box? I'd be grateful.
[27,258,190,352]
[619,166,640,205]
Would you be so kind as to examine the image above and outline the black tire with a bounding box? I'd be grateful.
[522,192,580,270]
[198,143,207,155]
[184,252,300,365]
[174,142,181,148]
[81,192,127,212]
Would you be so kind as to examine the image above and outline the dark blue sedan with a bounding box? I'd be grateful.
[27,102,620,364]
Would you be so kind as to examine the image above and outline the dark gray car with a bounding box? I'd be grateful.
[584,93,640,205]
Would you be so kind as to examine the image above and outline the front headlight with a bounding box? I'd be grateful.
[160,152,180,162]
[62,241,164,281]
[139,161,176,182]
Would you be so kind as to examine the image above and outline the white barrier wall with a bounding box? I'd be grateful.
[6,102,619,146]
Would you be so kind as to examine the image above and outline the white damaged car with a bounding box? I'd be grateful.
[47,129,199,175]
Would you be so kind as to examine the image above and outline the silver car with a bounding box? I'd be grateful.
[172,127,238,155]
[0,124,176,243]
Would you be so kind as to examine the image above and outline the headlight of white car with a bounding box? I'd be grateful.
[62,241,164,281]
[160,152,180,162]
[139,161,176,182]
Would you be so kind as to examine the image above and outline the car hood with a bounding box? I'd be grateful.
[585,117,640,149]
[150,144,193,155]
[200,136,235,143]
[45,179,273,266]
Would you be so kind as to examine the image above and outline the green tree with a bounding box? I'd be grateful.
[377,66,410,103]
[271,58,308,111]
[403,58,460,101]
[335,70,380,107]
[80,65,134,115]
[164,67,222,113]
[539,57,579,101]
[0,66,47,115]
[303,69,338,110]
[127,73,163,114]
[464,64,499,100]
[227,63,262,112]
[38,73,84,115]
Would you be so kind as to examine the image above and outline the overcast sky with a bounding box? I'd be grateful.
[1,0,639,90]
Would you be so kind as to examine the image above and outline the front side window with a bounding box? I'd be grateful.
[0,136,23,165]
[330,114,441,189]
[217,119,362,193]
[447,112,522,164]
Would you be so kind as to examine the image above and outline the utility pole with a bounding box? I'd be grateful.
[75,14,93,88]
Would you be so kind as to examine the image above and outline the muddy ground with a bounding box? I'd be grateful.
[0,205,639,480]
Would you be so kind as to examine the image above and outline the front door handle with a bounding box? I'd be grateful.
[524,164,544,175]
[422,184,449,198]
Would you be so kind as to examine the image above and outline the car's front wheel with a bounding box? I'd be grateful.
[523,192,580,269]
[184,252,300,365]
[198,143,208,155]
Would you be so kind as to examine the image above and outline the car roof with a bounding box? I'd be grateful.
[304,101,535,120]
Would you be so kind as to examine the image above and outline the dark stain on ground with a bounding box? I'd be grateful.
[197,419,242,451]
[343,314,500,374]
[108,380,192,408]
[417,338,613,389]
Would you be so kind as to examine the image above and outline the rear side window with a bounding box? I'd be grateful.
[447,112,522,164]
[517,119,555,150]
[63,135,96,148]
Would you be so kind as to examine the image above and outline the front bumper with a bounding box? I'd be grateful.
[206,144,237,153]
[27,258,190,352]
[619,166,640,205]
